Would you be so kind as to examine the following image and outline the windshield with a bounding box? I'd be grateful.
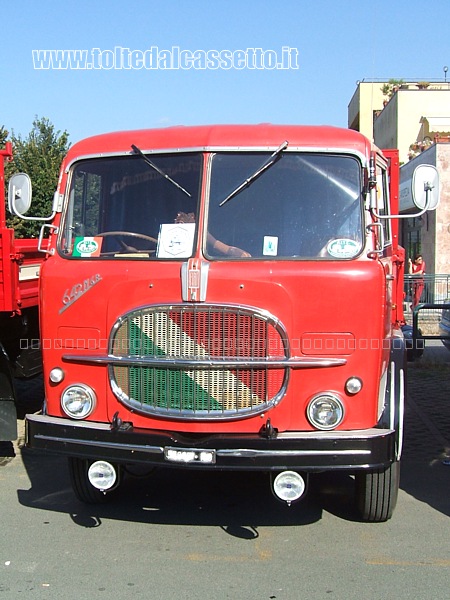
[60,153,202,259]
[207,152,363,259]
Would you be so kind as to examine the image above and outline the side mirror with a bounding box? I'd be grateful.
[8,174,57,222]
[8,173,32,216]
[412,164,440,210]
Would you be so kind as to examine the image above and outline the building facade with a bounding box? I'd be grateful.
[348,79,450,276]
[400,143,450,275]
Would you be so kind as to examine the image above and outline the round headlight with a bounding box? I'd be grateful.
[307,393,344,430]
[61,384,96,419]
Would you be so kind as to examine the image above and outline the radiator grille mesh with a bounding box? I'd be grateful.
[109,305,287,419]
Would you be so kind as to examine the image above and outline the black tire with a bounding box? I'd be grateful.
[68,457,120,504]
[355,461,400,522]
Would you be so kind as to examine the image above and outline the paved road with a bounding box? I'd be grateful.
[1,344,449,600]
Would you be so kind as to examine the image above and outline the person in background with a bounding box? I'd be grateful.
[409,254,426,308]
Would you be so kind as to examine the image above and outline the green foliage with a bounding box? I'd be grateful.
[0,126,8,147]
[380,79,405,98]
[3,117,70,238]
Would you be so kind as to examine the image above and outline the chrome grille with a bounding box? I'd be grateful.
[109,305,288,420]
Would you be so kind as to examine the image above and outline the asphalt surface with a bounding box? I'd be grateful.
[0,341,449,600]
[403,341,450,466]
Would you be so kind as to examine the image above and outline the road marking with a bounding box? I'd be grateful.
[366,558,450,567]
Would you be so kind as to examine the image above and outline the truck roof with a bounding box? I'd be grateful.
[64,124,373,164]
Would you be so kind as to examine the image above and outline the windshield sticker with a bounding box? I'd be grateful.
[157,223,195,258]
[263,236,278,256]
[73,237,102,257]
[326,238,361,259]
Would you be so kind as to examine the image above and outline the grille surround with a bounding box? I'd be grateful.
[108,304,289,420]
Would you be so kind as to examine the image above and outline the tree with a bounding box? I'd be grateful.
[0,126,7,147]
[4,117,70,238]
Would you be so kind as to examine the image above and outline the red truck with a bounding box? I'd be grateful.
[9,124,439,520]
[0,142,42,446]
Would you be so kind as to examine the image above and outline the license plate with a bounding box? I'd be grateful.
[164,447,216,464]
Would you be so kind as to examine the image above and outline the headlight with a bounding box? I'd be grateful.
[61,384,96,419]
[307,393,344,430]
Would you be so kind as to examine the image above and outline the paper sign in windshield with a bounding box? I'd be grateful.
[157,223,195,258]
[263,236,278,256]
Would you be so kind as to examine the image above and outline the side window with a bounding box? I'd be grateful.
[60,170,102,254]
[73,170,101,236]
[376,164,392,245]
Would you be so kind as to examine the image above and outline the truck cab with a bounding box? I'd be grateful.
[10,124,439,520]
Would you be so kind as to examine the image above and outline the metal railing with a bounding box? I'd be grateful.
[404,274,450,337]
[412,302,450,342]
[404,274,450,308]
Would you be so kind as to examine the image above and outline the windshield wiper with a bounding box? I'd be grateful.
[219,140,289,207]
[131,144,191,197]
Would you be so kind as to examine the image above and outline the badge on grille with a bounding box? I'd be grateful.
[181,258,209,301]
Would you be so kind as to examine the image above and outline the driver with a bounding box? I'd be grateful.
[175,212,251,258]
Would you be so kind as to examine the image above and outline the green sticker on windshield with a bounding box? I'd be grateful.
[326,238,361,259]
[73,237,102,257]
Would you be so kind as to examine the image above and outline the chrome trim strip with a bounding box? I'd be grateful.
[27,413,111,429]
[62,354,347,369]
[216,449,371,457]
[32,433,371,458]
[277,428,393,439]
[181,259,209,302]
[34,434,164,455]
[397,368,405,460]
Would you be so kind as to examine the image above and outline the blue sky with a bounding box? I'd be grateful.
[1,0,449,144]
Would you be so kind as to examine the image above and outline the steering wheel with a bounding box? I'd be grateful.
[97,231,157,255]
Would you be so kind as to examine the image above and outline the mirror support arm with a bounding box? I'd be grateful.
[370,183,433,220]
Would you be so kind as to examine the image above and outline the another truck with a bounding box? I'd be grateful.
[9,124,439,520]
[0,142,42,447]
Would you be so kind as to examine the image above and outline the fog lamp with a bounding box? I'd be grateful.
[307,393,344,430]
[88,461,117,491]
[273,471,306,505]
[61,384,96,419]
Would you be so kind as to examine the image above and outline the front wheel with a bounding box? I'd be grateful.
[68,457,121,504]
[355,461,400,522]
